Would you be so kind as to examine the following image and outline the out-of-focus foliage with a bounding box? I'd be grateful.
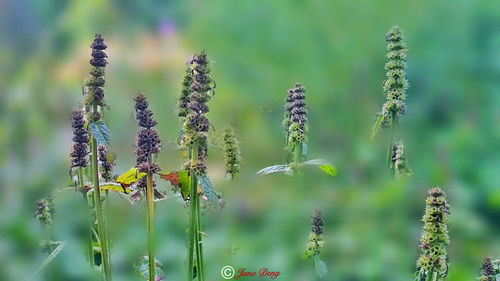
[1,0,499,280]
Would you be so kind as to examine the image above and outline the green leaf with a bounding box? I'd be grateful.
[159,170,190,200]
[314,256,328,278]
[198,175,220,211]
[302,159,337,176]
[370,113,384,140]
[89,120,111,146]
[134,256,165,281]
[256,164,293,176]
[117,168,147,186]
[100,183,131,194]
[31,241,66,278]
[302,250,313,260]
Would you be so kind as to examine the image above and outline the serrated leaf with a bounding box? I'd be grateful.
[198,175,220,211]
[302,159,337,176]
[134,256,165,281]
[159,170,190,200]
[101,183,132,194]
[314,256,328,278]
[89,120,111,146]
[370,113,384,140]
[117,168,147,187]
[256,164,292,175]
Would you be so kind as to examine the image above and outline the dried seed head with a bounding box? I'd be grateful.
[305,210,325,258]
[35,198,54,227]
[84,34,108,110]
[284,83,308,150]
[223,128,241,180]
[416,187,450,279]
[70,109,90,168]
[392,140,410,176]
[379,26,408,128]
[134,94,161,184]
[98,145,115,181]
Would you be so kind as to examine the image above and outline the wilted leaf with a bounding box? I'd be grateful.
[256,164,292,175]
[100,183,131,194]
[89,120,111,146]
[302,159,337,176]
[128,190,143,205]
[134,256,165,281]
[370,113,384,140]
[198,175,220,211]
[314,256,328,278]
[159,170,190,200]
[117,168,147,187]
[153,189,167,201]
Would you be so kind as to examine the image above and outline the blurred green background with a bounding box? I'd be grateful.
[1,0,499,280]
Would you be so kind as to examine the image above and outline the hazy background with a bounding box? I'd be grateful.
[1,0,499,280]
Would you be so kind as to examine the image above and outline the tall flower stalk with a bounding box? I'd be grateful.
[223,128,241,180]
[181,51,215,281]
[284,83,308,167]
[134,94,162,281]
[35,197,55,250]
[83,34,112,280]
[70,109,94,265]
[258,83,335,176]
[371,26,410,177]
[415,187,450,281]
[303,210,327,279]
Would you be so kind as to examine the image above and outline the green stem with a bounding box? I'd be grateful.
[312,257,317,281]
[79,167,94,267]
[91,131,111,281]
[187,147,198,281]
[387,113,396,175]
[105,191,111,269]
[187,177,196,280]
[195,190,204,281]
[146,174,155,281]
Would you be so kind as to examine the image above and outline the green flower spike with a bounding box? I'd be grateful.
[416,187,450,281]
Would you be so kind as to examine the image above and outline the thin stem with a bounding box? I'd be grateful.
[312,257,317,281]
[79,167,94,267]
[91,116,112,280]
[195,189,204,281]
[294,143,301,166]
[104,191,111,269]
[387,113,396,175]
[187,147,198,281]
[146,174,155,281]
